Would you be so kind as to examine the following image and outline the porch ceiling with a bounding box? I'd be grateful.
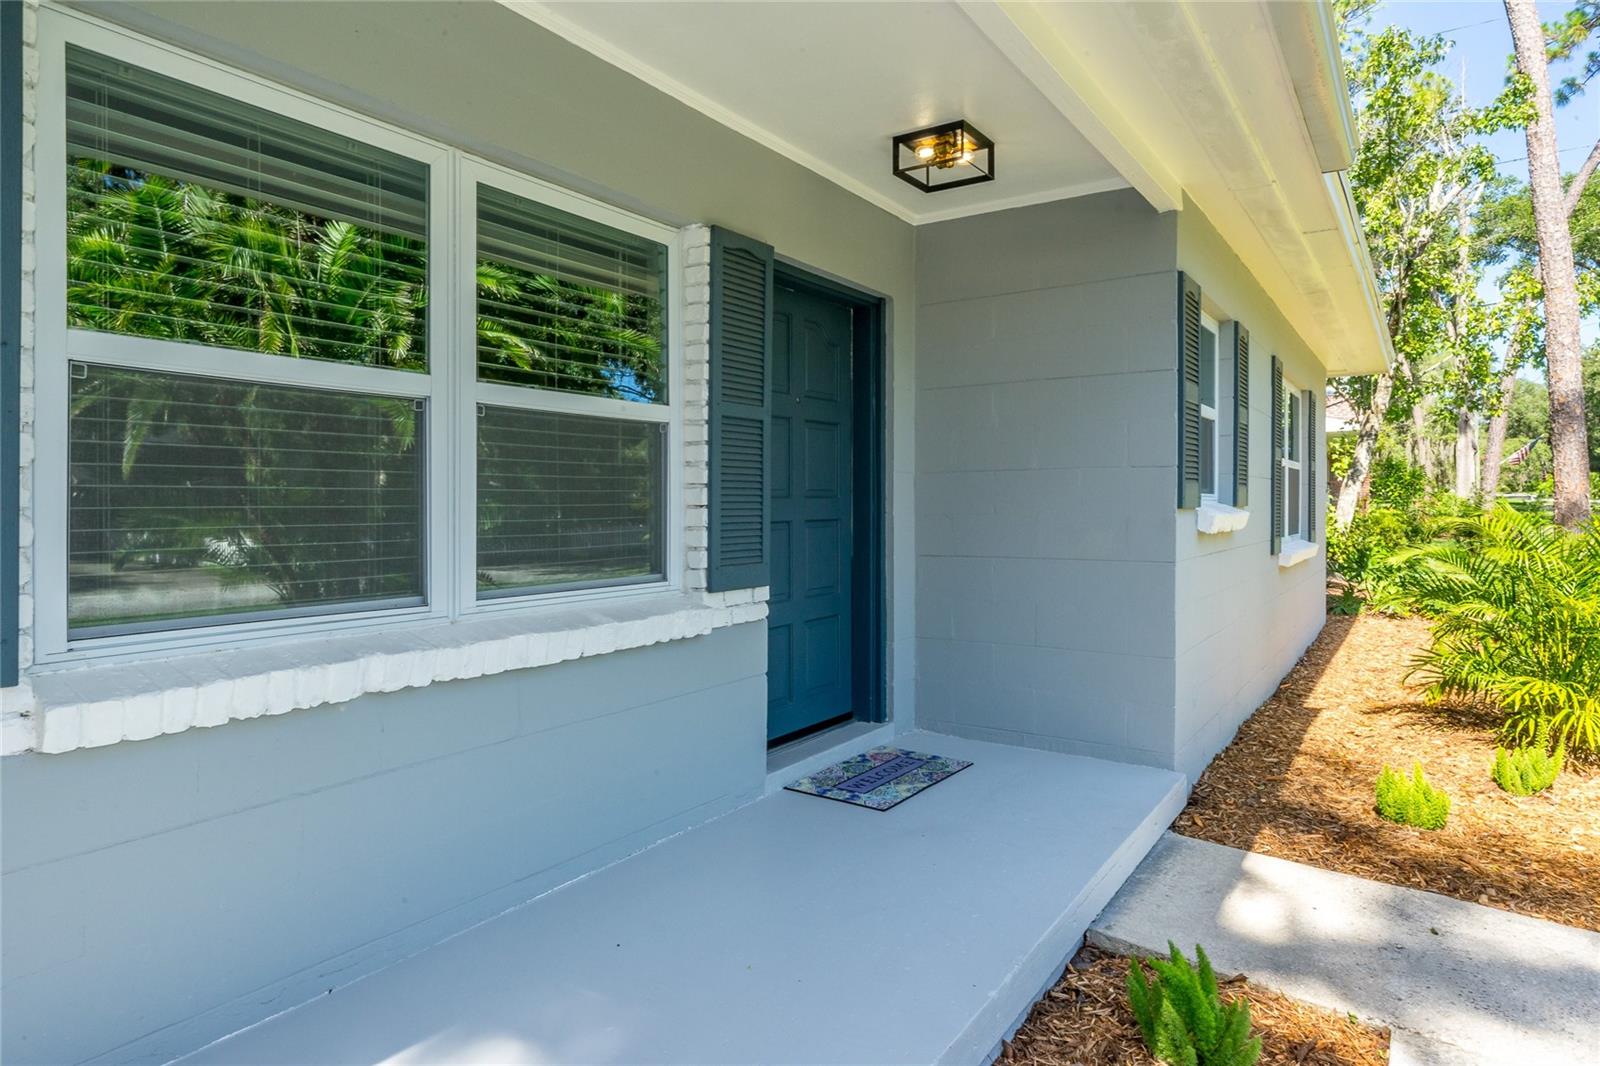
[503,1,1129,225]
[506,0,1391,376]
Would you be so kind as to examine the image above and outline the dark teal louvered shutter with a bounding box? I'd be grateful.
[1270,355,1284,555]
[1233,323,1250,508]
[707,227,774,592]
[1304,388,1318,543]
[1177,273,1203,509]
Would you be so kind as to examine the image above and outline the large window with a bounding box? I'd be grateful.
[39,23,679,656]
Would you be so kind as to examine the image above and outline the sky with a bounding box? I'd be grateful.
[1378,1,1600,350]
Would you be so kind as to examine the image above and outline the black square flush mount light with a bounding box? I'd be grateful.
[892,120,995,193]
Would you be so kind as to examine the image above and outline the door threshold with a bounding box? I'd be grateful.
[764,720,897,795]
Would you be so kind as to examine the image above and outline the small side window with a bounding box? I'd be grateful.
[1198,313,1219,500]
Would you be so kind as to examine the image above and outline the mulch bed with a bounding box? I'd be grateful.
[998,945,1389,1066]
[1173,612,1600,932]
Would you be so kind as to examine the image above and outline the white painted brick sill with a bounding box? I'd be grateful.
[1277,537,1319,568]
[20,591,767,756]
[1196,501,1250,535]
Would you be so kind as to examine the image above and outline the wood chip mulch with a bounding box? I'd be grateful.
[1173,612,1600,932]
[998,945,1389,1066]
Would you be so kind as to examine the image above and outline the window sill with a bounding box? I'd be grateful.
[1196,500,1250,535]
[1278,537,1319,569]
[20,591,768,756]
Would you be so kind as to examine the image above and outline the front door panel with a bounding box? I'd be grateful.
[767,285,854,743]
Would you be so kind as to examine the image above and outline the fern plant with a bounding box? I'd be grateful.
[1375,507,1600,754]
[1126,942,1260,1066]
[1375,763,1451,829]
[1492,720,1565,795]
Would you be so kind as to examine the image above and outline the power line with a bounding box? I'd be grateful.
[1494,143,1595,166]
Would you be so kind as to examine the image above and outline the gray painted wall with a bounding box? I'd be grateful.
[914,192,1181,768]
[2,623,766,1065]
[912,192,1329,780]
[1172,200,1327,782]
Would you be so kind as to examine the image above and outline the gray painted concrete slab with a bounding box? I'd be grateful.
[1090,833,1600,1066]
[174,732,1185,1065]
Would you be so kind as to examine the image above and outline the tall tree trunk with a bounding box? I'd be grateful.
[1410,396,1440,484]
[1506,0,1592,527]
[1335,371,1394,529]
[1454,407,1479,497]
[1479,368,1519,499]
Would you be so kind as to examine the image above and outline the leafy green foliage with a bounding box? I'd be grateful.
[1375,763,1452,829]
[1493,720,1566,795]
[1367,455,1431,512]
[1327,506,1419,584]
[1126,943,1261,1066]
[1378,507,1600,753]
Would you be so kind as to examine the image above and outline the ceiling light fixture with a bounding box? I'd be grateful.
[891,120,994,193]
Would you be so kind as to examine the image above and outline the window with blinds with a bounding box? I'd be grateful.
[477,407,664,596]
[43,23,682,652]
[65,46,429,370]
[68,365,426,634]
[476,183,666,402]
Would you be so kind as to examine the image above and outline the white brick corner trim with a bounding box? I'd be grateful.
[22,593,766,756]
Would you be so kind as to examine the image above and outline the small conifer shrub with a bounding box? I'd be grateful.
[1492,721,1564,796]
[1375,762,1451,829]
[1126,942,1261,1066]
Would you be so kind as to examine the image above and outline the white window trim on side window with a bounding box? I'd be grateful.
[1198,311,1220,501]
[1278,536,1319,568]
[1278,371,1314,561]
[31,7,691,667]
[1196,500,1249,535]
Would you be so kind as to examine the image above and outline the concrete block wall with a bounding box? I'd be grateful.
[1172,200,1327,782]
[1,623,767,1065]
[913,192,1181,768]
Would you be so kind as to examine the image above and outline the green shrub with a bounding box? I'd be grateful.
[1126,942,1261,1066]
[1368,454,1430,512]
[1326,506,1419,583]
[1375,763,1451,829]
[1379,507,1600,754]
[1492,721,1565,796]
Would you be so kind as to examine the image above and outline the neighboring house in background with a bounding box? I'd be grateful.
[0,2,1392,1063]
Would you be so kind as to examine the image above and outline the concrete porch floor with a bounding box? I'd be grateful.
[177,731,1186,1065]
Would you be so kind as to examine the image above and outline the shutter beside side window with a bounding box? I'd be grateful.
[1270,355,1284,556]
[1233,323,1250,508]
[1304,388,1318,544]
[1178,273,1203,509]
[707,227,774,592]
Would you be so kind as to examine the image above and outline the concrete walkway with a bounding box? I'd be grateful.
[1089,833,1600,1066]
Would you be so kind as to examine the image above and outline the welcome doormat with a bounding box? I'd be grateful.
[785,747,972,811]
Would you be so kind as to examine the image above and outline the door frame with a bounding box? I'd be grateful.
[771,260,887,729]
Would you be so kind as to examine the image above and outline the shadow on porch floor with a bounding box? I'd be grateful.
[178,731,1186,1065]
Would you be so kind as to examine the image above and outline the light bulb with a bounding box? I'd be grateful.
[916,145,936,160]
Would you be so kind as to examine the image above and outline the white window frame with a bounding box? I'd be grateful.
[31,6,684,664]
[1198,311,1220,502]
[453,157,682,618]
[1281,379,1304,541]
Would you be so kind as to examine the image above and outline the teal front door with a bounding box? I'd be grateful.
[767,283,855,743]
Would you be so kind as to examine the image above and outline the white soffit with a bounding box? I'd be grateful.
[504,0,1129,225]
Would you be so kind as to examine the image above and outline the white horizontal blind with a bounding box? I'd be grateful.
[477,406,664,597]
[65,46,429,370]
[476,183,666,401]
[68,364,426,634]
